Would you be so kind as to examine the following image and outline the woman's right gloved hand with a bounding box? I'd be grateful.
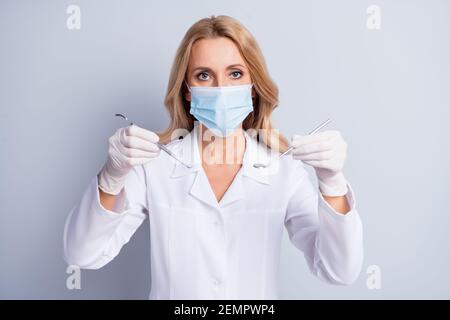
[97,124,161,195]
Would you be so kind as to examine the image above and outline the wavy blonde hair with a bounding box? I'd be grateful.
[158,15,289,152]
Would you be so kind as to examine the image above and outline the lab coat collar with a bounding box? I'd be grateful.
[169,124,274,209]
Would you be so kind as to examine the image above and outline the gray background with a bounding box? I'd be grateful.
[1,0,449,299]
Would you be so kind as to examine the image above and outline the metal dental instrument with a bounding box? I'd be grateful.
[114,113,192,168]
[253,118,332,169]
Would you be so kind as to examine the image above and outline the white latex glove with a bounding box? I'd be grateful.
[291,130,349,196]
[97,124,160,195]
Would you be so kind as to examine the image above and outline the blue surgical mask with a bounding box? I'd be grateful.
[185,81,254,137]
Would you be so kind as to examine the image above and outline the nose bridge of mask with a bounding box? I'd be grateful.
[185,80,253,92]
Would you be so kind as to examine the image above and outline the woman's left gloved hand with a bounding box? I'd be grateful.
[291,130,349,197]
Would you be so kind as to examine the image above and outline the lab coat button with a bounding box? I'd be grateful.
[212,278,221,286]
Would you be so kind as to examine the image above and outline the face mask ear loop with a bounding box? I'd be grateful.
[250,83,256,99]
[184,79,191,93]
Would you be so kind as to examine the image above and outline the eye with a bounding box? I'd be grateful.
[230,70,243,79]
[197,72,210,81]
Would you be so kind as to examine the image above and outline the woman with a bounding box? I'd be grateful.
[63,15,363,299]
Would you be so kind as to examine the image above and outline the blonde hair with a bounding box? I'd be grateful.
[158,15,289,152]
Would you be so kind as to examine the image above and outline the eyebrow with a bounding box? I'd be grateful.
[191,64,246,73]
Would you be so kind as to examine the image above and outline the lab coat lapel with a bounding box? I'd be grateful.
[240,130,272,185]
[216,168,244,207]
[169,124,200,179]
[218,130,273,207]
[169,125,273,211]
[190,170,221,210]
[170,124,220,211]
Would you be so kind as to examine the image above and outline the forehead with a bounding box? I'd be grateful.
[188,37,246,69]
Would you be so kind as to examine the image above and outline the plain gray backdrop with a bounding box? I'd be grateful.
[1,0,449,299]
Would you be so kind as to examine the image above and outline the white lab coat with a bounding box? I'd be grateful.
[63,124,363,299]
